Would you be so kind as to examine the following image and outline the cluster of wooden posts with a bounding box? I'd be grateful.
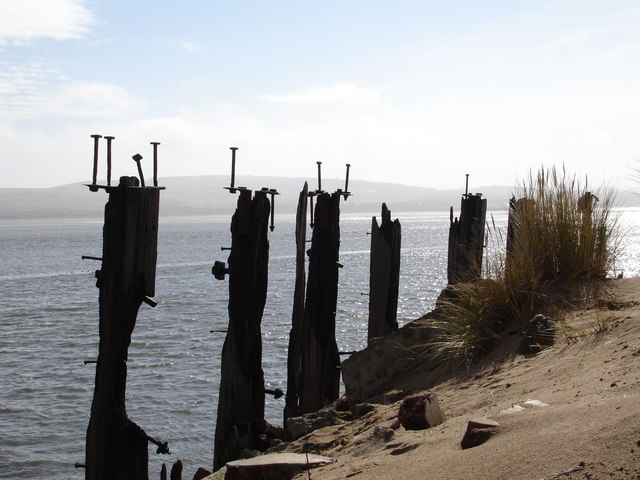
[81,140,489,479]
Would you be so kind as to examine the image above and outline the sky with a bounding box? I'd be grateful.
[0,0,639,190]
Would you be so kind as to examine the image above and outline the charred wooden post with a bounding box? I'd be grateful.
[506,196,518,262]
[367,203,401,344]
[295,191,342,415]
[213,188,270,470]
[169,460,182,480]
[447,192,487,284]
[505,196,535,275]
[284,182,309,421]
[578,191,596,234]
[86,175,162,480]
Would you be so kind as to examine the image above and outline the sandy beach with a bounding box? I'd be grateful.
[276,277,640,480]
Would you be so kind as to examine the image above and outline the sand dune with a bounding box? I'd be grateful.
[281,277,640,480]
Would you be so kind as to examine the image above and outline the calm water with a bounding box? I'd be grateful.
[1,207,639,479]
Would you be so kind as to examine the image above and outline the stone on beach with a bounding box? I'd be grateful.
[460,417,501,449]
[192,467,212,480]
[224,452,335,480]
[397,392,446,430]
[284,406,352,440]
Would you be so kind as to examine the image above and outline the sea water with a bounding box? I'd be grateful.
[1,209,639,479]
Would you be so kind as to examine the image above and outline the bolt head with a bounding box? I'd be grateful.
[132,153,143,161]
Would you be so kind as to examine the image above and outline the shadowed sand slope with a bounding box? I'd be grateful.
[284,277,640,480]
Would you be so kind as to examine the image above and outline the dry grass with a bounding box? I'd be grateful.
[510,166,620,281]
[417,166,620,367]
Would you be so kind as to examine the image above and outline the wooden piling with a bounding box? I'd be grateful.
[295,191,341,415]
[447,193,487,284]
[169,460,182,480]
[284,183,308,421]
[367,203,401,344]
[213,189,270,470]
[86,176,161,480]
[505,196,535,273]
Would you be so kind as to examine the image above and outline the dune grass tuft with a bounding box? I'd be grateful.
[417,166,620,368]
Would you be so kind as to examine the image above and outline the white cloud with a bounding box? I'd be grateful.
[180,41,206,52]
[42,81,147,119]
[0,63,146,120]
[161,40,207,52]
[1,86,639,190]
[0,0,95,44]
[260,82,381,104]
[0,63,58,118]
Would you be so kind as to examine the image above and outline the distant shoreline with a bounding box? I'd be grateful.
[2,176,638,226]
[5,206,640,228]
[0,210,457,228]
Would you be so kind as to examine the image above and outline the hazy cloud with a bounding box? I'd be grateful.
[1,86,638,189]
[260,82,381,104]
[42,81,147,118]
[0,62,60,118]
[161,40,207,52]
[0,62,145,120]
[180,41,206,52]
[0,0,95,45]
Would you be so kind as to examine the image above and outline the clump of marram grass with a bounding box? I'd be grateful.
[418,279,508,369]
[509,166,620,282]
[416,166,620,368]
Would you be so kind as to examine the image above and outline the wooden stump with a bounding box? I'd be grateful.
[447,193,487,284]
[284,183,308,421]
[213,189,270,470]
[367,203,401,344]
[295,192,342,416]
[86,176,160,480]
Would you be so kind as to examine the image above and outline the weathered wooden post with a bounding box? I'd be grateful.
[85,136,167,480]
[505,196,534,272]
[285,161,350,420]
[506,196,519,263]
[447,178,487,284]
[284,182,308,421]
[298,190,342,415]
[367,203,401,344]
[213,149,275,470]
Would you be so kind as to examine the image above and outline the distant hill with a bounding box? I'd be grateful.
[0,175,637,221]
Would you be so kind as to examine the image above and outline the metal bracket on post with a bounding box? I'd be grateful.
[132,154,145,187]
[150,142,160,187]
[224,147,249,194]
[85,136,165,191]
[258,187,280,231]
[264,388,284,399]
[104,136,115,187]
[316,161,323,193]
[307,161,326,228]
[268,188,280,232]
[340,163,352,200]
[89,134,102,192]
[212,261,229,280]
